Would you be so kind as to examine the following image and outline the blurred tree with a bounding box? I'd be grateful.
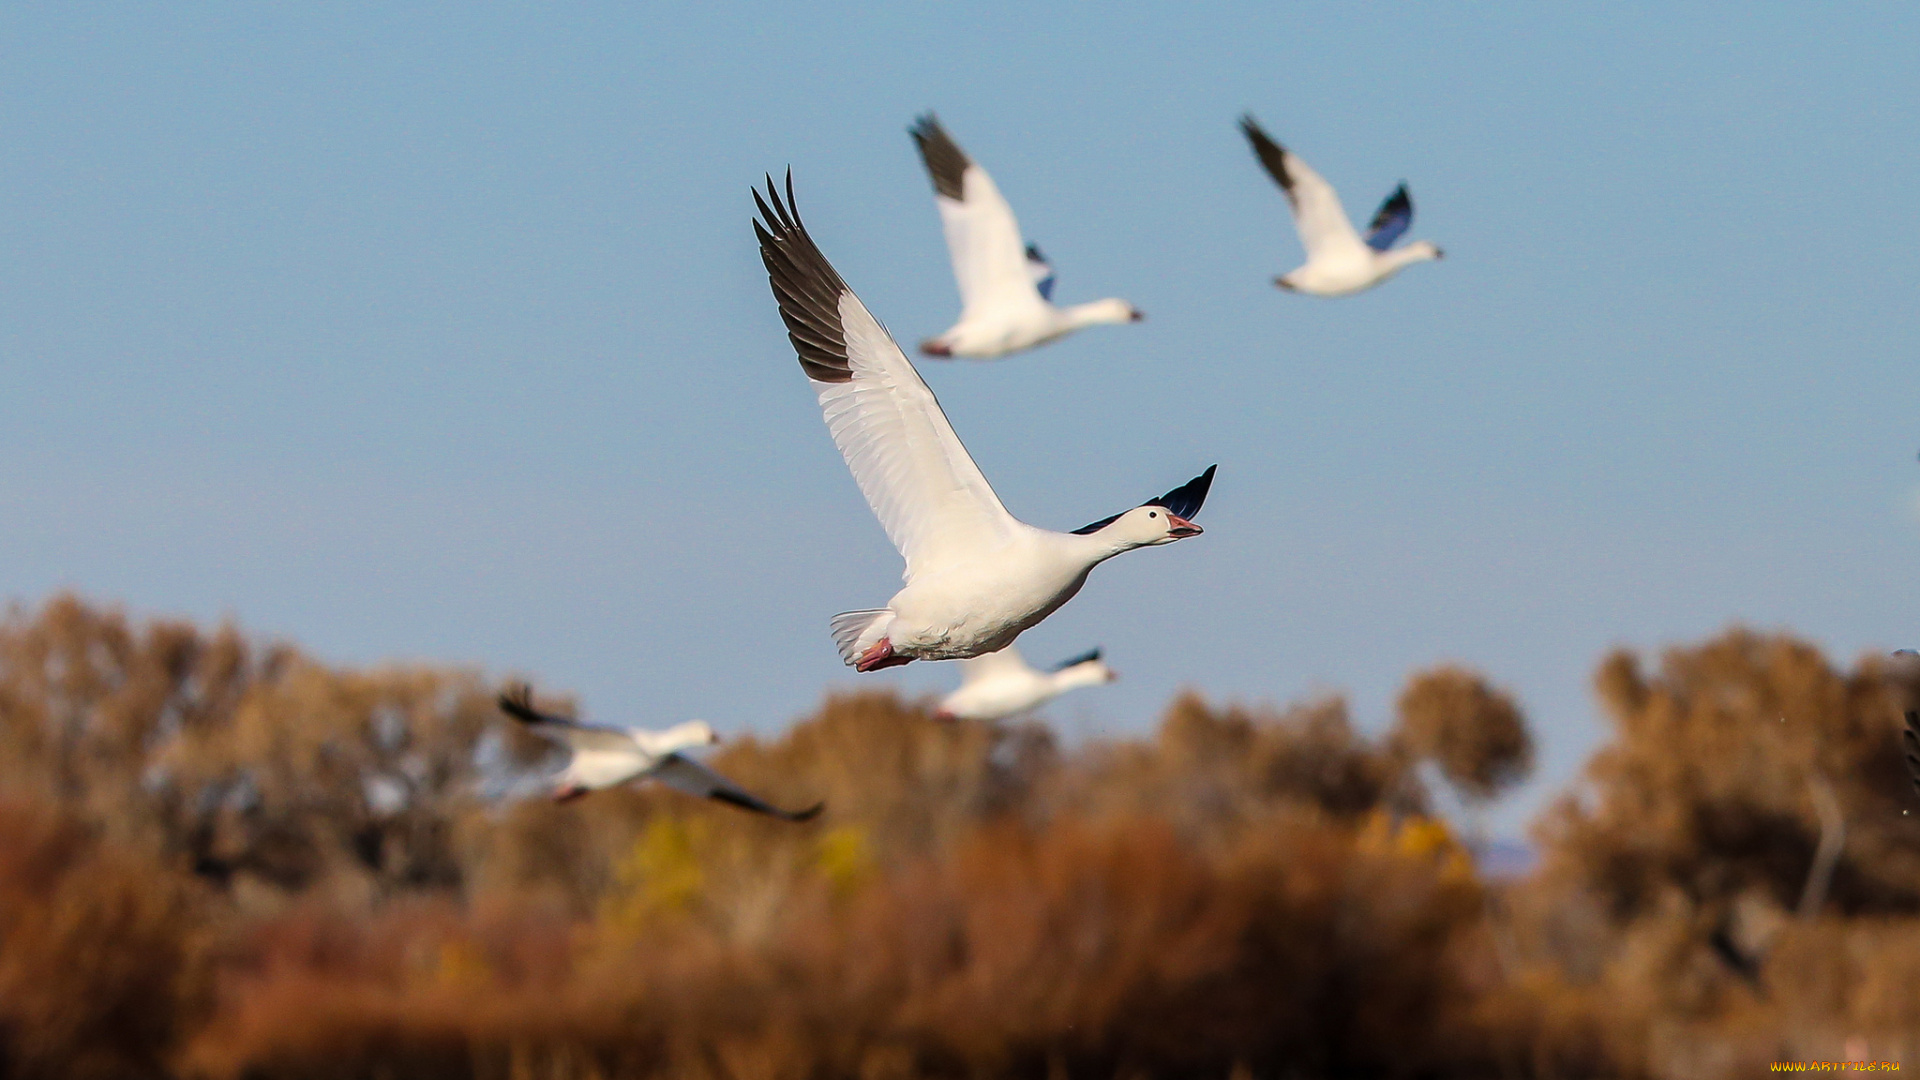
[1501,629,1920,1073]
[1394,666,1534,802]
[0,594,508,903]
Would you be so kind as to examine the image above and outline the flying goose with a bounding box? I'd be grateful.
[753,173,1214,672]
[498,685,823,820]
[935,645,1117,723]
[909,114,1141,359]
[1898,651,1920,798]
[1238,114,1443,296]
[1905,708,1920,798]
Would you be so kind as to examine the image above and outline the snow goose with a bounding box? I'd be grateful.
[753,173,1214,672]
[1238,115,1443,296]
[908,114,1141,359]
[498,685,823,820]
[1899,651,1920,798]
[1905,707,1920,798]
[935,645,1116,723]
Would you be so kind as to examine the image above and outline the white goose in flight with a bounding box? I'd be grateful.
[1905,706,1920,799]
[497,685,823,820]
[909,114,1142,359]
[1239,115,1443,296]
[753,173,1214,672]
[1898,651,1920,798]
[935,645,1116,723]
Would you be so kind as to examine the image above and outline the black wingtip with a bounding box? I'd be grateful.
[908,113,969,200]
[1238,113,1281,148]
[754,169,855,385]
[1148,464,1217,521]
[710,789,825,823]
[1051,647,1103,672]
[1072,465,1217,535]
[497,682,541,725]
[1069,511,1123,536]
[1904,710,1920,796]
[1238,118,1292,196]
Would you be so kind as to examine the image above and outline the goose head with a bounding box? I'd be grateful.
[1100,504,1203,547]
[655,720,721,753]
[1070,465,1216,551]
[1404,240,1444,263]
[1065,297,1144,327]
[1060,657,1119,687]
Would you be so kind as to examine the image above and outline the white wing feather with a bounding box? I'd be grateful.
[556,728,651,789]
[1275,150,1367,261]
[957,645,1036,686]
[938,163,1050,318]
[814,292,1020,580]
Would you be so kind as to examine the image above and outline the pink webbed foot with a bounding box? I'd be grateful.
[553,784,589,803]
[855,638,915,673]
[919,339,953,358]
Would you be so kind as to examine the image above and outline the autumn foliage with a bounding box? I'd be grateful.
[0,594,1914,1079]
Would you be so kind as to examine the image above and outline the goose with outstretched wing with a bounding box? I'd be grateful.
[935,644,1117,723]
[1890,651,1920,798]
[754,172,1213,672]
[498,685,822,820]
[1239,114,1443,296]
[909,114,1141,359]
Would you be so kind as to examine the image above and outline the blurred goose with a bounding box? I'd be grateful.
[935,645,1116,723]
[1905,708,1920,798]
[909,114,1141,359]
[1239,115,1443,296]
[1898,651,1920,797]
[498,685,823,820]
[753,173,1214,672]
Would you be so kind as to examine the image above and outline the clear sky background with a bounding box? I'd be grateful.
[3,3,1916,836]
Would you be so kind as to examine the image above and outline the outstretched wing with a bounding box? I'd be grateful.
[1072,464,1218,535]
[957,645,1035,686]
[910,114,1048,316]
[1148,464,1217,519]
[1025,243,1057,302]
[1238,115,1365,260]
[498,683,573,727]
[755,172,1020,581]
[1049,647,1103,673]
[1364,184,1413,252]
[496,684,638,756]
[651,755,824,822]
[1904,710,1920,797]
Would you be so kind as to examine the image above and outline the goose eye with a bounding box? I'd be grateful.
[1148,511,1158,519]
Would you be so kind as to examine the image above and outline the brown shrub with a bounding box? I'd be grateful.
[181,808,1506,1080]
[0,798,205,1080]
[25,594,1920,1079]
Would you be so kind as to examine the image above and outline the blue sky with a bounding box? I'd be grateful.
[3,3,1916,835]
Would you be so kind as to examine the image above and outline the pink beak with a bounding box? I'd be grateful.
[1166,514,1202,538]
